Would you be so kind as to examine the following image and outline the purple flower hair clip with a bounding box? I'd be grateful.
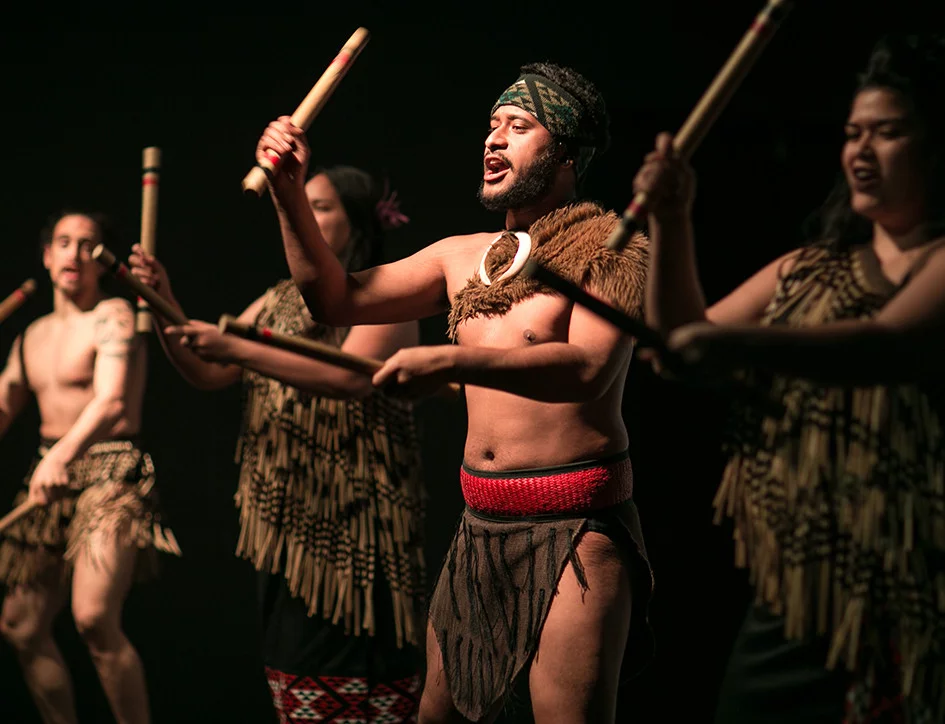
[375,179,410,230]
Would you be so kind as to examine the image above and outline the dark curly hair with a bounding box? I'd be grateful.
[517,61,611,185]
[809,33,945,248]
[38,208,116,253]
[519,61,611,153]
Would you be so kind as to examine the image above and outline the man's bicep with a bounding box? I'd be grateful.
[92,347,136,401]
[93,300,136,398]
[567,302,633,376]
[349,242,450,321]
[341,321,418,362]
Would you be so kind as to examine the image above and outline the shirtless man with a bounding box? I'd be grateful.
[0,211,178,724]
[256,62,652,723]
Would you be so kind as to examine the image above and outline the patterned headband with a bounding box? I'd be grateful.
[491,73,598,175]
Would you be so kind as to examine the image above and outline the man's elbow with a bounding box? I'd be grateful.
[298,286,350,326]
[577,360,622,402]
[578,376,611,402]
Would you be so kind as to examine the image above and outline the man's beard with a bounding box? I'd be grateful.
[477,145,559,212]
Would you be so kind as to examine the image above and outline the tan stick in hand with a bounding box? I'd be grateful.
[220,314,382,375]
[0,279,36,325]
[605,0,793,251]
[218,314,461,397]
[242,27,371,196]
[136,147,162,333]
[0,499,38,534]
[92,244,188,326]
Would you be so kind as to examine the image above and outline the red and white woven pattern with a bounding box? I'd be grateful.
[266,668,420,723]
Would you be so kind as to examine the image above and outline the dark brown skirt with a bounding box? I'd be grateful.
[427,499,653,721]
[0,439,180,586]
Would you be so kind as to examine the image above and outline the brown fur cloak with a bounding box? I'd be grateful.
[447,201,648,338]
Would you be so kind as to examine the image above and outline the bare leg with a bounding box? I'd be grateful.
[417,621,470,724]
[528,531,632,724]
[417,622,505,724]
[71,531,149,724]
[0,565,77,724]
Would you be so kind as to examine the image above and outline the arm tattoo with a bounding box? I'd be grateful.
[94,303,135,353]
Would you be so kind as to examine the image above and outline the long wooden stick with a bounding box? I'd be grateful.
[525,269,668,351]
[605,0,793,250]
[220,314,380,375]
[0,279,36,325]
[92,244,188,326]
[523,0,794,333]
[242,27,370,196]
[218,314,461,397]
[0,500,38,534]
[136,147,161,333]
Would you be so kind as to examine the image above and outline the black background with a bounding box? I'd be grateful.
[0,3,941,721]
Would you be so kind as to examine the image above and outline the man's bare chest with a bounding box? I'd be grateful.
[455,293,572,348]
[25,320,96,391]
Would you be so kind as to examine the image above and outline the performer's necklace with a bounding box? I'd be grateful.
[478,231,533,286]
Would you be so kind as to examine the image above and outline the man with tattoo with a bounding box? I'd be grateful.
[0,210,179,724]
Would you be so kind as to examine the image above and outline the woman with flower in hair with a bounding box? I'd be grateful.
[129,166,427,723]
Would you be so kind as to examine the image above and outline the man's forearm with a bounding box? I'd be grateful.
[153,311,239,391]
[49,395,126,464]
[453,343,613,402]
[230,337,373,399]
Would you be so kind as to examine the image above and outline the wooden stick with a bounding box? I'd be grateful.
[242,27,371,196]
[0,499,38,534]
[218,314,461,397]
[605,0,793,251]
[520,0,793,336]
[524,262,667,351]
[136,147,161,333]
[91,244,188,326]
[219,314,382,375]
[0,278,36,325]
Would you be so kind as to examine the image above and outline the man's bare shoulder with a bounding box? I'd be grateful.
[424,232,500,283]
[428,231,500,267]
[92,297,135,347]
[93,296,134,316]
[425,231,498,256]
[23,312,56,339]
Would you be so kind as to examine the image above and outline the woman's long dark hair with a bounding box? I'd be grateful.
[309,166,409,272]
[808,34,945,249]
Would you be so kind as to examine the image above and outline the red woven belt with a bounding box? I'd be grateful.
[460,454,633,517]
